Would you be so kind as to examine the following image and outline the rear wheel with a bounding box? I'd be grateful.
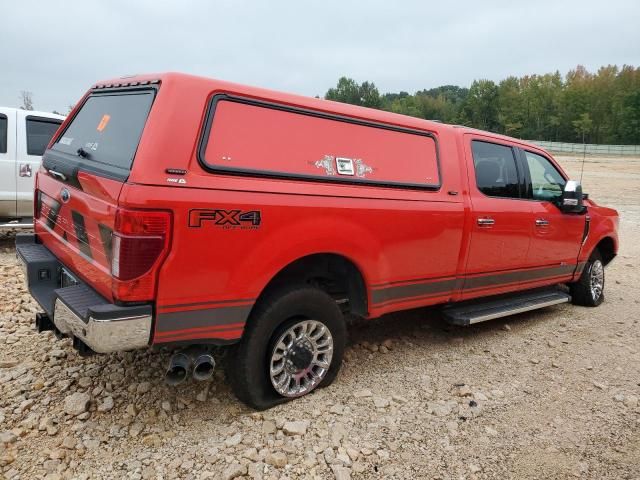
[570,250,605,306]
[226,286,346,410]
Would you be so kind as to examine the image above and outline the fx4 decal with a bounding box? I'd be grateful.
[189,209,262,229]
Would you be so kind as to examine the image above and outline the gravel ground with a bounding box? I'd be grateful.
[1,156,639,480]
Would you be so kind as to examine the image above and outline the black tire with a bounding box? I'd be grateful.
[225,286,346,410]
[570,250,605,307]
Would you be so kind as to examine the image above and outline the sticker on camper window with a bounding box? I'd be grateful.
[354,159,373,178]
[336,157,355,176]
[59,137,73,146]
[313,155,337,176]
[96,114,111,132]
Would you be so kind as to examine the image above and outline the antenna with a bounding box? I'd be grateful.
[579,130,586,184]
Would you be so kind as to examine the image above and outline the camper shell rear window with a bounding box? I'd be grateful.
[199,95,441,190]
[51,89,155,172]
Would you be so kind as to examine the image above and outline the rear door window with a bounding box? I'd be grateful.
[0,114,7,153]
[471,140,521,199]
[26,117,62,156]
[51,90,154,171]
[201,96,440,189]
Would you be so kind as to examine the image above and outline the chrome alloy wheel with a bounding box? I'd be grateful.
[590,259,604,301]
[269,320,334,398]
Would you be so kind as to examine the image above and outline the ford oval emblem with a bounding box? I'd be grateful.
[60,188,70,203]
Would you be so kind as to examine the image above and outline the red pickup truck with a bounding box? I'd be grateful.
[17,73,619,409]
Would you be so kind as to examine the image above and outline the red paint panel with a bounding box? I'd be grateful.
[35,172,121,300]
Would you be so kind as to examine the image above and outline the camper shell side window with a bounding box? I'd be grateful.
[199,95,441,190]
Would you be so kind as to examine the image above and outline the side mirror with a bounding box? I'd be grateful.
[559,180,585,214]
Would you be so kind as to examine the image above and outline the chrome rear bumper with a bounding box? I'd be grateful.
[54,299,152,353]
[16,233,152,354]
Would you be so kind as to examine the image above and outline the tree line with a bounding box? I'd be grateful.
[324,65,640,145]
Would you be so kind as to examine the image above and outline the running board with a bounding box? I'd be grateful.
[442,288,571,326]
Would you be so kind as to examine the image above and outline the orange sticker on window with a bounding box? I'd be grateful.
[97,114,111,132]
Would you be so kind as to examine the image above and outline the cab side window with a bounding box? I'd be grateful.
[0,114,7,153]
[26,117,61,156]
[524,151,566,201]
[471,140,520,199]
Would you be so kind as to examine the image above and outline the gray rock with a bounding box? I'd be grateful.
[474,391,489,401]
[373,396,390,408]
[0,431,18,444]
[129,423,144,437]
[331,465,352,480]
[0,360,19,369]
[141,466,156,480]
[265,451,288,467]
[454,385,472,397]
[223,463,247,480]
[137,382,152,394]
[282,420,309,436]
[98,396,115,412]
[262,420,276,434]
[64,392,91,416]
[224,432,243,447]
[78,377,92,388]
[353,389,373,398]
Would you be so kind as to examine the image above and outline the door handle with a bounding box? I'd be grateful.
[48,169,67,182]
[535,219,550,227]
[477,217,495,226]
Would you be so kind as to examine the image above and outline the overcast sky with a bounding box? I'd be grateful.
[1,0,638,113]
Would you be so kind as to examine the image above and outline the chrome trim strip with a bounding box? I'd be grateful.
[1,222,34,228]
[477,218,495,226]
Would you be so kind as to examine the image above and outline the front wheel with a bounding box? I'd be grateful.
[225,286,346,410]
[570,251,605,306]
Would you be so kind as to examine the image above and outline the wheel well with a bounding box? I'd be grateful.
[257,254,368,317]
[595,237,616,265]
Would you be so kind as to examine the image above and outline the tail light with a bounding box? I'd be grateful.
[111,208,172,302]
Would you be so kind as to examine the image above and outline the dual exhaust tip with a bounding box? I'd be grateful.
[166,348,216,385]
[37,313,214,386]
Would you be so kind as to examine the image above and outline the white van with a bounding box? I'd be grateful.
[0,107,65,227]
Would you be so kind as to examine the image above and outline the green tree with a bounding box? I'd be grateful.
[460,80,499,131]
[324,64,640,144]
[497,76,524,137]
[617,90,640,143]
[325,77,381,108]
[572,113,593,143]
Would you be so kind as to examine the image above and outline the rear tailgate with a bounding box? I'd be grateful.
[35,87,156,301]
